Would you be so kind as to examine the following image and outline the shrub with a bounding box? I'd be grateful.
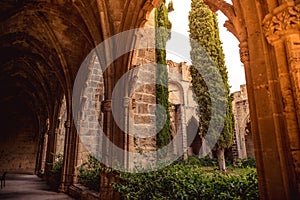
[235,158,256,168]
[78,155,102,192]
[113,163,259,200]
[48,153,63,190]
[174,155,218,167]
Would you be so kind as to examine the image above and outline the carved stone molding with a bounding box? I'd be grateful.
[288,51,300,64]
[263,2,300,44]
[204,0,247,43]
[239,41,250,64]
[286,35,300,65]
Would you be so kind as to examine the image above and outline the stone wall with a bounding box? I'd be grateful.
[127,10,157,167]
[167,61,202,157]
[74,10,158,171]
[0,115,37,172]
[232,84,254,159]
[75,53,104,164]
[55,97,67,155]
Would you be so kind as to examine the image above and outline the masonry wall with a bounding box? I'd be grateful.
[127,11,158,167]
[232,84,254,159]
[0,114,38,172]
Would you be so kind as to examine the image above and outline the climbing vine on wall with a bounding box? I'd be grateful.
[155,0,172,149]
[188,0,234,170]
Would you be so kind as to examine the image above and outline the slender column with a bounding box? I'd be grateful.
[59,119,78,192]
[35,132,45,175]
[123,97,130,169]
[100,99,120,200]
[180,105,188,160]
[44,129,55,177]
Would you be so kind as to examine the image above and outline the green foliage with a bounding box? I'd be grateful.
[78,155,102,192]
[155,1,171,149]
[193,156,218,167]
[174,155,218,167]
[167,1,174,12]
[48,153,63,190]
[49,153,63,178]
[235,158,256,168]
[113,163,259,200]
[188,0,234,151]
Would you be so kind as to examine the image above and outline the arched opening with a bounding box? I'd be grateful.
[245,118,254,158]
[186,117,201,156]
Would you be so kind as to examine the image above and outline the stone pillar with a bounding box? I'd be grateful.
[101,99,113,164]
[44,129,55,177]
[238,42,253,160]
[123,97,130,169]
[180,104,188,160]
[100,99,118,200]
[35,132,46,175]
[59,119,78,192]
[239,40,270,199]
[262,2,300,197]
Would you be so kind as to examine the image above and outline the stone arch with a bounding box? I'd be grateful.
[204,0,300,198]
[168,81,185,154]
[169,81,184,105]
[186,116,201,156]
[244,114,254,158]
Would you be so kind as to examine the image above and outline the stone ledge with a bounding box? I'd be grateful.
[68,184,99,200]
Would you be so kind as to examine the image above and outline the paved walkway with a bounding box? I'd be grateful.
[0,173,74,199]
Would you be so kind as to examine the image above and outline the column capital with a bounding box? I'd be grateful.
[101,100,112,112]
[263,2,300,45]
[64,120,71,128]
[239,41,249,64]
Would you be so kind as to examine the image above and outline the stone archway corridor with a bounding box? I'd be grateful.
[0,0,300,199]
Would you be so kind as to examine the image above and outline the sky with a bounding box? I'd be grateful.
[165,0,246,93]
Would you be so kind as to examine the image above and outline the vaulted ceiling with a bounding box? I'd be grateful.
[0,0,159,143]
[0,0,102,133]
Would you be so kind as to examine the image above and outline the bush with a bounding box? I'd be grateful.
[78,155,102,192]
[174,156,218,167]
[113,163,259,200]
[48,153,63,190]
[235,158,256,168]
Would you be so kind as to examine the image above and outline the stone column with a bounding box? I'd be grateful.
[123,97,130,169]
[179,105,187,160]
[44,129,54,177]
[101,99,113,165]
[100,99,119,200]
[263,2,300,197]
[59,119,78,192]
[239,40,270,198]
[35,132,46,175]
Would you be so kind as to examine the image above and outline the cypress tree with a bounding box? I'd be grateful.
[188,0,234,171]
[155,0,172,149]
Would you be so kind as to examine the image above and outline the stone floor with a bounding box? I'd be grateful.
[0,173,74,199]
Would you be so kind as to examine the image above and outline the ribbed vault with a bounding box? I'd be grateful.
[0,0,102,172]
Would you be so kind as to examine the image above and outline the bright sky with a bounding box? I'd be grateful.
[166,0,246,93]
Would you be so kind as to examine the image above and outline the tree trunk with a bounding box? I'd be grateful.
[217,148,226,171]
